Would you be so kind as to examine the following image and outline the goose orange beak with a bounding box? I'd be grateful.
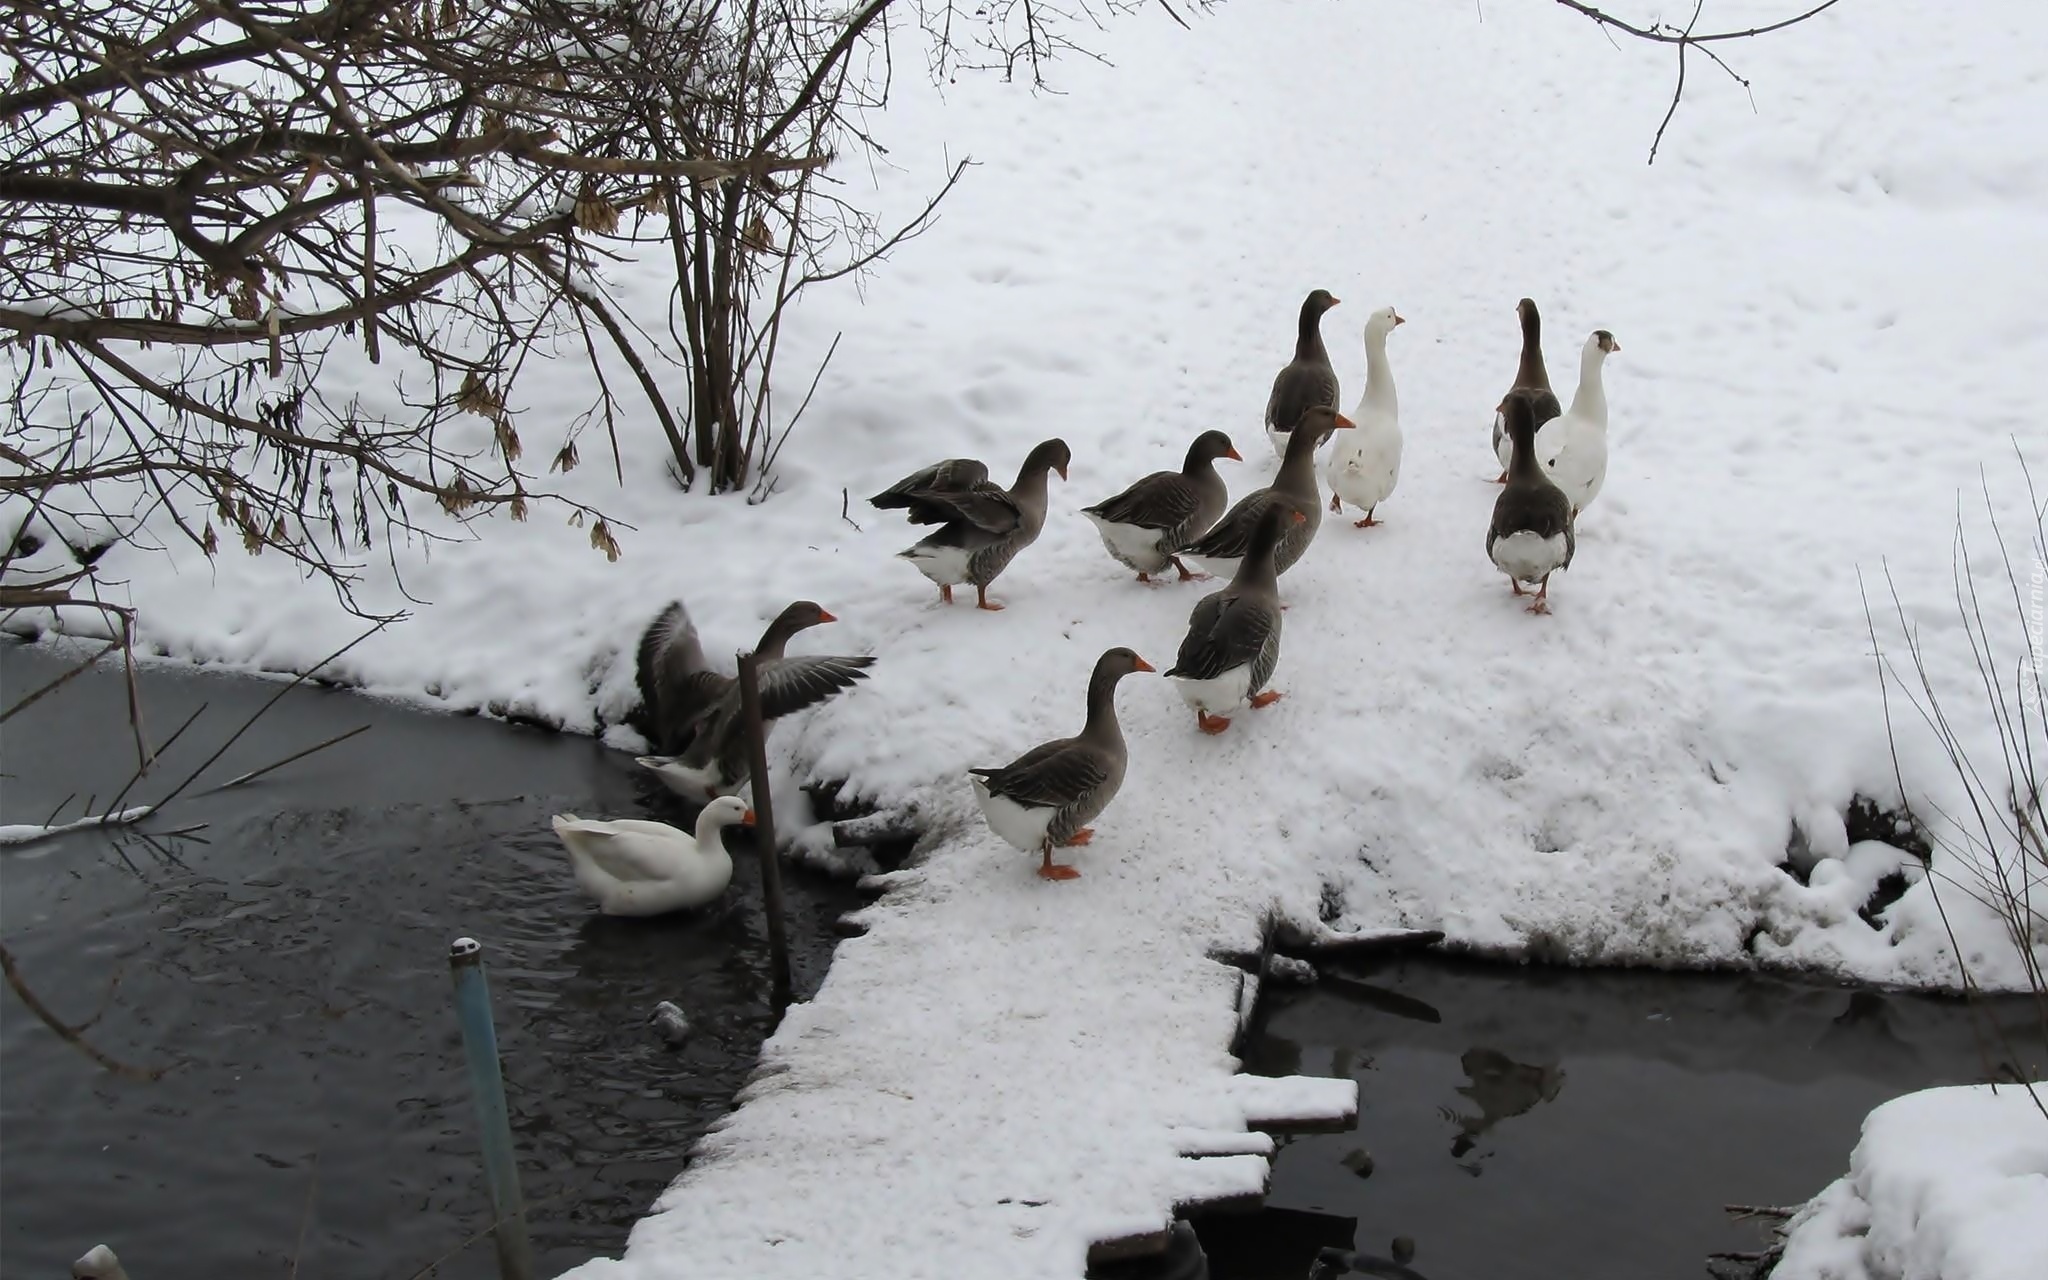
[1393,313,1407,325]
[815,608,838,624]
[740,808,757,826]
[1334,413,1357,429]
[1133,656,1157,673]
[1225,447,1243,462]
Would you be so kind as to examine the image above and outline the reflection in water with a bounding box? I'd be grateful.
[1202,954,2036,1280]
[1439,1047,1565,1160]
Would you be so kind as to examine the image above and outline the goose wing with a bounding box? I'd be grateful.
[969,737,1106,811]
[758,654,876,720]
[1266,361,1340,432]
[1182,488,1284,558]
[870,458,1006,527]
[556,819,690,882]
[1084,471,1198,532]
[1167,592,1278,682]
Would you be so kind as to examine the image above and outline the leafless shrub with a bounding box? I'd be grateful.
[1865,444,2048,1102]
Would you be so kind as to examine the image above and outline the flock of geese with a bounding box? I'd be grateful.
[550,291,1620,905]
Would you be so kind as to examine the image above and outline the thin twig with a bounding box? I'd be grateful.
[0,941,164,1080]
[192,723,371,798]
[290,1152,320,1280]
[103,701,208,818]
[125,623,385,818]
[1647,0,1705,166]
[0,637,121,722]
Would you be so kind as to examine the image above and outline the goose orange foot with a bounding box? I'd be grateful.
[975,586,1005,612]
[1354,514,1380,528]
[939,584,955,605]
[1172,557,1211,583]
[1037,847,1082,880]
[1249,690,1284,710]
[1062,828,1095,847]
[1197,711,1232,735]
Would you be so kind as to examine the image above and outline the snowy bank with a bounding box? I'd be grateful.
[1775,1084,2048,1280]
[5,0,2048,1274]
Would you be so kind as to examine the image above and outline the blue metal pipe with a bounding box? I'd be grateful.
[449,936,536,1280]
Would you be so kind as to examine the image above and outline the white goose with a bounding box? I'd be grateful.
[1534,329,1620,516]
[1324,306,1405,527]
[550,796,753,916]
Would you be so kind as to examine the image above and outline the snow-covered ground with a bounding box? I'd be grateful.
[8,0,2048,1275]
[1775,1083,2048,1280]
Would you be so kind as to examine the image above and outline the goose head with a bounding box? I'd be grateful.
[1186,429,1242,468]
[1364,306,1406,340]
[770,600,838,634]
[699,794,756,833]
[1586,328,1620,359]
[1023,437,1071,483]
[1100,646,1156,678]
[1304,288,1341,315]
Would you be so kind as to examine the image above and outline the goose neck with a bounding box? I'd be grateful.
[1570,351,1609,426]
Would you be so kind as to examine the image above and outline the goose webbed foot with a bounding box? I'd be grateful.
[1249,690,1283,710]
[1170,557,1210,583]
[1526,576,1554,615]
[1062,827,1095,847]
[1197,711,1232,735]
[1037,843,1081,880]
[975,585,1006,612]
[1353,511,1380,528]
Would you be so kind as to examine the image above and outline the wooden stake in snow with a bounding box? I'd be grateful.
[736,650,793,1011]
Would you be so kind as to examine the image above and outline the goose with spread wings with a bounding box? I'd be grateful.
[872,439,1071,611]
[634,599,875,799]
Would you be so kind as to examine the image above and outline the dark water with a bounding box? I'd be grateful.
[1,642,859,1279]
[1197,955,2039,1280]
[8,645,2041,1280]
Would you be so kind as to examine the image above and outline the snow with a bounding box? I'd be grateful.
[0,806,156,846]
[1775,1084,2048,1280]
[6,0,2048,1275]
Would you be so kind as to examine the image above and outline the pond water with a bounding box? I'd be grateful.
[7,643,2038,1280]
[0,642,859,1279]
[1196,954,2037,1280]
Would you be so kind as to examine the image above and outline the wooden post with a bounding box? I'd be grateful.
[735,650,793,1010]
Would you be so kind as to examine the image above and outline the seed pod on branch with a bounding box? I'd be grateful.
[573,184,621,236]
[455,371,504,417]
[589,518,621,562]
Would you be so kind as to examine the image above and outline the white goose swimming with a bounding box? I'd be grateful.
[550,796,753,916]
